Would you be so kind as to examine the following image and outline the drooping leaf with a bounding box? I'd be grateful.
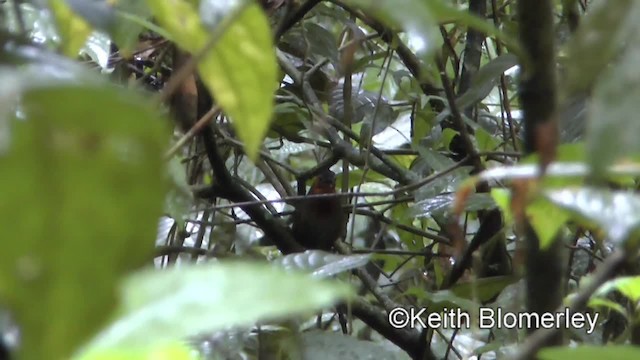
[148,0,277,161]
[456,54,518,110]
[303,22,339,66]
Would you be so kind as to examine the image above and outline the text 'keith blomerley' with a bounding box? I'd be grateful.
[388,307,598,334]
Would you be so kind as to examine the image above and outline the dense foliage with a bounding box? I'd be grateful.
[1,0,640,359]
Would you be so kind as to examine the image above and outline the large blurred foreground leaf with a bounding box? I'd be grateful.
[80,342,191,360]
[79,262,354,354]
[539,345,640,360]
[0,81,168,359]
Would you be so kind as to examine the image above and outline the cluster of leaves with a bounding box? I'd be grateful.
[2,0,640,359]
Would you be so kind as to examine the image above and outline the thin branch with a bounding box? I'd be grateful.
[274,0,322,40]
[164,105,221,159]
[436,55,481,168]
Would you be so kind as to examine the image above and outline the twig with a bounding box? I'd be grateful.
[274,0,322,40]
[164,105,221,159]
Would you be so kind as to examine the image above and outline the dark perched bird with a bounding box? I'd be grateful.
[291,169,347,251]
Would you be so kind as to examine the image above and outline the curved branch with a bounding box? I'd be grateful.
[199,122,303,254]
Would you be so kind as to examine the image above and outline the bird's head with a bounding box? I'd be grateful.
[310,169,337,195]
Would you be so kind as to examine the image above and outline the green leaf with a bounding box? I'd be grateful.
[491,188,513,225]
[78,342,191,360]
[148,1,277,161]
[545,188,640,245]
[82,262,353,351]
[80,33,112,69]
[344,0,437,55]
[428,1,522,57]
[415,148,471,199]
[65,0,116,33]
[539,345,640,360]
[527,196,570,250]
[586,42,640,177]
[440,128,458,149]
[456,54,518,110]
[520,143,586,165]
[199,4,277,163]
[587,298,627,317]
[335,169,388,189]
[111,1,154,57]
[423,290,479,313]
[268,102,307,139]
[303,22,339,66]
[49,0,93,56]
[475,127,499,152]
[450,276,518,304]
[594,276,640,303]
[163,158,193,229]
[0,83,168,359]
[412,107,435,147]
[563,0,640,96]
[490,188,568,248]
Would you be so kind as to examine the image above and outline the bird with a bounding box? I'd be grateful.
[291,169,346,251]
[292,169,350,333]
